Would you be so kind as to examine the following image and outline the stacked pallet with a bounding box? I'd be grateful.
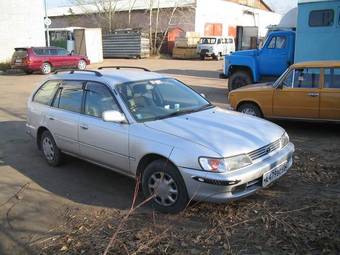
[172,32,200,59]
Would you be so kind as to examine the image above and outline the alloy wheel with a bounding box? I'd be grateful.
[42,136,55,161]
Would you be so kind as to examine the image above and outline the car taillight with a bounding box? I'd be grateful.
[23,57,30,65]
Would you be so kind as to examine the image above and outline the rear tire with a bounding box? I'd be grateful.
[40,130,62,166]
[238,103,262,118]
[77,59,87,70]
[142,159,189,214]
[228,70,252,91]
[41,62,52,75]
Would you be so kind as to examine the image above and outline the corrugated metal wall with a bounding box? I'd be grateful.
[102,30,150,58]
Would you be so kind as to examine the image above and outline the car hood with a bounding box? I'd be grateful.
[144,107,284,157]
[232,82,274,92]
[231,49,258,57]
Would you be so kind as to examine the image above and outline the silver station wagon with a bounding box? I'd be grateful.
[26,67,295,213]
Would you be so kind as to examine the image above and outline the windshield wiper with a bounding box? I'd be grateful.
[154,104,214,121]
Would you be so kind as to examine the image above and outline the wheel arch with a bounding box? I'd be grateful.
[236,100,263,117]
[36,126,49,150]
[229,65,254,81]
[136,153,178,179]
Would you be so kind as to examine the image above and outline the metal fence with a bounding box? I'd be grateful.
[102,29,150,58]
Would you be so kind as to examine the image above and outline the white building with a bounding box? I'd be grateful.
[0,0,46,62]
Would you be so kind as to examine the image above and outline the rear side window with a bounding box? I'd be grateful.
[53,81,84,113]
[309,9,334,27]
[33,80,59,105]
[324,68,340,88]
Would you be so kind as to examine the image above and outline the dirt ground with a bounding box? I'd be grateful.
[0,58,339,255]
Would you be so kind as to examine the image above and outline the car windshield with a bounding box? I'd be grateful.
[199,38,217,44]
[116,78,213,122]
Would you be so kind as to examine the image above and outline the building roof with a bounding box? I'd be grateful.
[48,0,195,17]
[293,61,340,68]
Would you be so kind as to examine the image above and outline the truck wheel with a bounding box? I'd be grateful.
[200,54,205,60]
[228,70,252,91]
[238,103,262,118]
[142,159,189,214]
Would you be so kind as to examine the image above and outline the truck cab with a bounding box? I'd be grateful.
[224,30,295,90]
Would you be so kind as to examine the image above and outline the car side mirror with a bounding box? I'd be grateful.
[103,110,127,123]
[200,93,206,98]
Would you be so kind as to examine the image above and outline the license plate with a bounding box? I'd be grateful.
[15,59,22,64]
[263,161,288,187]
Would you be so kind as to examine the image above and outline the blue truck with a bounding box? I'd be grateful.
[223,0,340,90]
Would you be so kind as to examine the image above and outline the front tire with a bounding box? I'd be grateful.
[228,70,252,91]
[142,159,189,214]
[77,59,87,70]
[40,130,62,166]
[41,62,52,75]
[238,103,262,117]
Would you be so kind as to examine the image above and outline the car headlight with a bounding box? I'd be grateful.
[199,154,252,173]
[280,132,289,148]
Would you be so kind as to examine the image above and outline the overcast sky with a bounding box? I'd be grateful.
[47,0,298,15]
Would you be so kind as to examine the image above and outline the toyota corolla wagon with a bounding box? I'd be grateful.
[26,67,294,213]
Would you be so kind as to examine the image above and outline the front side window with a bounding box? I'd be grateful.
[53,81,83,113]
[324,68,340,88]
[309,9,334,27]
[116,79,212,122]
[33,80,59,105]
[267,36,286,49]
[84,82,119,118]
[281,68,320,88]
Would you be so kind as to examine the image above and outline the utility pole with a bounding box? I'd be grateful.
[44,0,51,46]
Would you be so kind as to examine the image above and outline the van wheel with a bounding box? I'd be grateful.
[41,62,52,75]
[214,53,222,61]
[228,70,252,91]
[77,59,87,70]
[40,130,62,166]
[238,103,262,117]
[142,159,188,214]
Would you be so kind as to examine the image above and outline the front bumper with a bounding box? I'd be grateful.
[179,142,294,203]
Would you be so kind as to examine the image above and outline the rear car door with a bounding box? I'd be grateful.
[47,80,84,154]
[48,48,64,68]
[78,82,129,172]
[320,67,340,120]
[273,67,320,118]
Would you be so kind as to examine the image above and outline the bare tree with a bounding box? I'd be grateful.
[70,0,119,32]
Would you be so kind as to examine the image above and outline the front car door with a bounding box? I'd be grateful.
[320,67,340,120]
[47,80,84,154]
[78,81,130,173]
[272,67,321,119]
[258,34,289,76]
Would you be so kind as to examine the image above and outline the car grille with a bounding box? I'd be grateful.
[248,139,281,161]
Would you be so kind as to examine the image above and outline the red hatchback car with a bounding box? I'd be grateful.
[11,47,90,74]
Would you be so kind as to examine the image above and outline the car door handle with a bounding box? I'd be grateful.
[307,92,319,97]
[80,124,88,130]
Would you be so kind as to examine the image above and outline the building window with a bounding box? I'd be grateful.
[309,9,334,27]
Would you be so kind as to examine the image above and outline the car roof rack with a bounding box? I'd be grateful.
[98,66,151,72]
[54,69,103,77]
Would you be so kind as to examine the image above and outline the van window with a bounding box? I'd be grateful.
[199,38,216,44]
[309,9,334,27]
[324,68,340,88]
[33,80,60,105]
[53,81,84,113]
